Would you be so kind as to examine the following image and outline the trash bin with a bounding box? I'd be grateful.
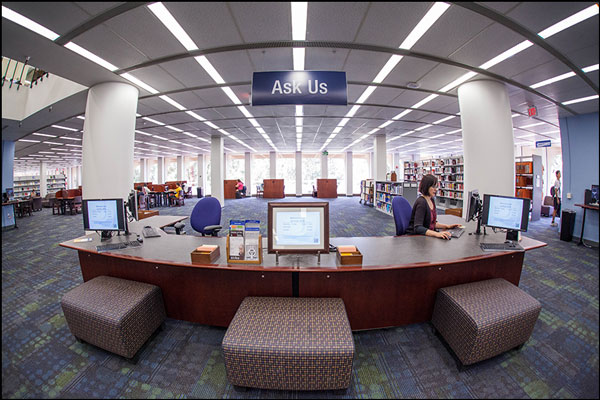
[197,187,203,198]
[560,209,576,242]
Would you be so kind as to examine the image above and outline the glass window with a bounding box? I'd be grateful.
[165,157,177,181]
[302,153,321,194]
[147,159,157,183]
[133,159,141,183]
[353,153,370,194]
[251,154,270,194]
[327,153,346,194]
[226,154,245,182]
[184,156,198,190]
[276,153,296,194]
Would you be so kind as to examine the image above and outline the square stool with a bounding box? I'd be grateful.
[222,297,355,391]
[431,278,541,368]
[61,276,166,361]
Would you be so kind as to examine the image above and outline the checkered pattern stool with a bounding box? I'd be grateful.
[222,297,355,391]
[61,276,166,360]
[431,278,541,368]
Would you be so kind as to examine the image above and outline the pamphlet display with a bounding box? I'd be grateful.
[226,220,263,264]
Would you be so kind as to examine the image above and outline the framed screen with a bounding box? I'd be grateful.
[82,198,125,232]
[481,194,530,232]
[268,202,329,254]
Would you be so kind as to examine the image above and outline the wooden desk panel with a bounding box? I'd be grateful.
[224,180,238,199]
[317,179,337,198]
[263,179,284,198]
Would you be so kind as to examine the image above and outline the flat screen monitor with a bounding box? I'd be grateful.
[4,188,14,202]
[465,189,480,223]
[591,185,599,203]
[268,202,329,254]
[481,194,530,233]
[82,198,125,232]
[127,190,138,221]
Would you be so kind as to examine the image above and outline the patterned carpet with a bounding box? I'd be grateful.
[2,196,598,398]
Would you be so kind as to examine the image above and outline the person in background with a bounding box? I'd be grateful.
[551,170,561,227]
[169,182,183,206]
[406,174,461,239]
[236,179,244,198]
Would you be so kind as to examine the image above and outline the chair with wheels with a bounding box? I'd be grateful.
[392,196,412,236]
[69,196,83,214]
[190,197,222,236]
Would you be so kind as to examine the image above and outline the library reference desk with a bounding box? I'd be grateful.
[61,215,546,330]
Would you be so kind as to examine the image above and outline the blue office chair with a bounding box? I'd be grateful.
[392,196,412,236]
[190,197,222,236]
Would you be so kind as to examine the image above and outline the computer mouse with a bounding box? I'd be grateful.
[137,235,143,243]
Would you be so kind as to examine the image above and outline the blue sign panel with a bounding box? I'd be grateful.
[252,71,347,106]
[535,140,552,148]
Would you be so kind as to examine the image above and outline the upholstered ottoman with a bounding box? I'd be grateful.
[222,297,354,391]
[61,276,166,360]
[431,278,541,368]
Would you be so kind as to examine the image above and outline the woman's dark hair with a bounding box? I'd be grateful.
[419,174,438,196]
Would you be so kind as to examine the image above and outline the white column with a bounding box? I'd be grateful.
[211,136,225,206]
[346,151,353,196]
[370,152,375,179]
[321,153,328,178]
[40,161,47,197]
[197,153,205,195]
[140,159,147,181]
[157,157,164,183]
[295,151,302,197]
[176,155,183,181]
[223,152,228,179]
[373,135,387,181]
[458,79,515,217]
[393,152,401,180]
[77,165,82,187]
[245,152,251,196]
[70,166,77,188]
[82,82,138,200]
[270,151,277,178]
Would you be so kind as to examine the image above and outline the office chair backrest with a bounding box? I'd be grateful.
[392,196,412,236]
[190,197,221,235]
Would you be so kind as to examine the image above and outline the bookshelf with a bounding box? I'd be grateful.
[404,156,464,210]
[515,154,542,221]
[46,174,67,193]
[359,179,374,207]
[13,176,40,199]
[374,181,418,215]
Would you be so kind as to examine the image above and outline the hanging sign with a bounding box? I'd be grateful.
[251,71,347,106]
[527,105,537,117]
[535,140,551,148]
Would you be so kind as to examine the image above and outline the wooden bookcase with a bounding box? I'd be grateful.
[374,181,418,215]
[515,154,542,221]
[359,179,374,206]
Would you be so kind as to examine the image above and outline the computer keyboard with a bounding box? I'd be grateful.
[142,227,161,238]
[480,242,524,252]
[447,227,465,238]
[96,240,141,253]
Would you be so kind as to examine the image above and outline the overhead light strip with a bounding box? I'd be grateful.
[561,94,599,105]
[1,6,60,41]
[530,63,599,89]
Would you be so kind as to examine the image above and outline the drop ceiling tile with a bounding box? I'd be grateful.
[228,2,291,42]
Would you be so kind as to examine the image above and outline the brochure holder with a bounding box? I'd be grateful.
[227,234,263,264]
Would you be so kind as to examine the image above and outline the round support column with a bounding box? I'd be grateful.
[457,80,515,216]
[82,82,138,200]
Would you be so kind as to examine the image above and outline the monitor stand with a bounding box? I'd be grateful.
[100,231,113,241]
[472,214,487,236]
[505,229,519,243]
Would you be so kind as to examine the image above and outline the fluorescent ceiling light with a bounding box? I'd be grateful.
[373,55,402,84]
[538,4,599,39]
[356,86,377,104]
[185,111,206,121]
[135,130,152,136]
[516,134,536,138]
[152,135,169,141]
[379,120,394,129]
[519,122,545,129]
[142,117,165,125]
[512,113,521,118]
[18,139,40,143]
[445,129,461,134]
[59,136,82,141]
[296,105,303,116]
[166,125,183,132]
[430,134,445,139]
[393,109,413,120]
[412,94,439,109]
[237,106,253,119]
[51,125,78,131]
[120,73,159,94]
[183,132,198,138]
[221,86,242,105]
[148,2,198,51]
[64,42,118,71]
[439,71,478,92]
[332,126,343,134]
[195,56,225,84]
[159,95,187,111]
[415,124,433,131]
[582,64,599,73]
[43,141,63,145]
[1,6,60,41]
[400,131,415,137]
[293,48,305,70]
[399,2,450,50]
[65,144,82,147]
[204,121,219,130]
[291,2,308,40]
[32,133,57,137]
[76,116,85,120]
[479,41,533,70]
[530,71,575,89]
[432,115,455,124]
[562,94,599,105]
[346,105,361,118]
[338,118,350,127]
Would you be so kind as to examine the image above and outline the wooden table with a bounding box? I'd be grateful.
[317,179,337,198]
[574,203,599,248]
[61,215,545,330]
[263,179,284,198]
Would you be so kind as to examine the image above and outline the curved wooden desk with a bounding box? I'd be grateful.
[60,215,546,330]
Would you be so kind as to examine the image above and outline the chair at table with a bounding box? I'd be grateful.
[32,196,43,211]
[256,185,263,198]
[51,198,62,215]
[69,196,82,214]
[184,187,193,199]
[392,196,412,236]
[190,197,222,236]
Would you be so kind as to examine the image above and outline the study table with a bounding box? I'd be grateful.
[574,203,599,248]
[60,215,546,331]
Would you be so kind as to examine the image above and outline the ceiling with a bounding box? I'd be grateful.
[2,2,598,171]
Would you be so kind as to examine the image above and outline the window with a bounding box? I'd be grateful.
[147,159,157,183]
[251,154,270,194]
[276,153,296,194]
[302,153,321,194]
[184,156,198,190]
[327,153,346,194]
[165,157,177,181]
[353,153,370,194]
[133,159,141,183]
[226,154,245,181]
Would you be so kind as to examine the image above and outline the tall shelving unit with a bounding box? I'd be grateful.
[359,179,374,206]
[403,161,418,182]
[374,181,418,215]
[13,176,40,199]
[436,155,464,211]
[515,154,542,221]
[47,174,67,193]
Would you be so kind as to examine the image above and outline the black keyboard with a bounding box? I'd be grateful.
[480,242,524,252]
[142,227,161,238]
[96,240,141,253]
[447,227,465,238]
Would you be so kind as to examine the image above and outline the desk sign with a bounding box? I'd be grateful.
[536,140,551,148]
[252,71,347,105]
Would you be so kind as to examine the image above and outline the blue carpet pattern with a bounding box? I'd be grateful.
[2,196,598,398]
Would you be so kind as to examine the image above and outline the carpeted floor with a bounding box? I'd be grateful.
[2,196,598,398]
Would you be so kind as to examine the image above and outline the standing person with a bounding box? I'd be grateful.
[551,170,561,226]
[406,174,461,239]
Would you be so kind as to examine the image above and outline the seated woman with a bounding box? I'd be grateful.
[407,174,461,240]
[235,179,245,198]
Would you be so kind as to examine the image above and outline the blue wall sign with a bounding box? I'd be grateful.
[251,71,347,106]
[536,140,552,148]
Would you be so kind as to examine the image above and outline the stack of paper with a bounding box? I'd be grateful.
[338,245,357,256]
[196,244,218,253]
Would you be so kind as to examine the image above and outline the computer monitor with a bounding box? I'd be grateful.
[481,194,530,242]
[591,185,599,204]
[267,202,329,254]
[82,198,126,240]
[3,188,14,202]
[465,189,480,223]
[127,190,138,221]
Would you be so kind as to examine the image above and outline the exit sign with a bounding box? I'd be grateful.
[527,106,537,117]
